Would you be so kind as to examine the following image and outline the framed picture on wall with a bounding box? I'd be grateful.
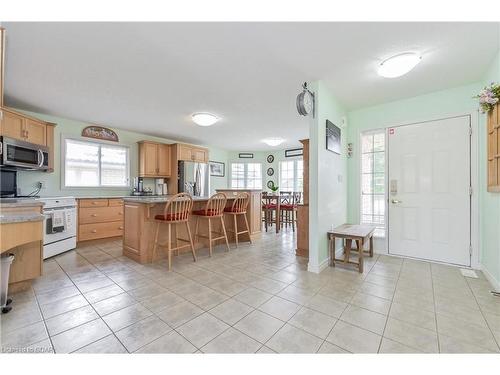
[209,161,225,177]
[326,120,341,154]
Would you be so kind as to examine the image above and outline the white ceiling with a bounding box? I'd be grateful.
[3,22,498,150]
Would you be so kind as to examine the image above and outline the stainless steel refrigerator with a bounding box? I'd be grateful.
[178,161,210,197]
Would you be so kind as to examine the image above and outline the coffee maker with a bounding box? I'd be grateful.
[155,178,168,196]
[132,177,152,196]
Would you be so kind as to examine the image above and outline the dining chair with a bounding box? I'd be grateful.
[152,193,196,270]
[192,192,230,256]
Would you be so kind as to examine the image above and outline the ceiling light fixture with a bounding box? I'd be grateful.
[192,112,219,126]
[262,138,285,147]
[377,52,422,78]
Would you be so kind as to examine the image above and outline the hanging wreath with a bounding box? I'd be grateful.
[474,82,500,113]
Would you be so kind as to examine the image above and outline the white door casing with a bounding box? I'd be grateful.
[387,116,471,266]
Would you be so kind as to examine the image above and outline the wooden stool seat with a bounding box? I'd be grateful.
[152,193,196,271]
[224,192,252,248]
[192,193,230,256]
[327,224,376,273]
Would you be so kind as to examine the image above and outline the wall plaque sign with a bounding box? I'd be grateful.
[82,126,119,142]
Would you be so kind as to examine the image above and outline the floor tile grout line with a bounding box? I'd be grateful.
[430,262,442,353]
[52,255,138,354]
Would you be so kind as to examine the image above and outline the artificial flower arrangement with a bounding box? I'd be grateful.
[475,83,500,113]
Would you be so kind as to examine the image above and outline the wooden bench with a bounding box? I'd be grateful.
[327,224,376,273]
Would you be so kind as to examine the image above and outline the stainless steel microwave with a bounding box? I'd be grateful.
[0,136,49,170]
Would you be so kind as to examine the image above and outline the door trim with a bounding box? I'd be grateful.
[361,112,479,269]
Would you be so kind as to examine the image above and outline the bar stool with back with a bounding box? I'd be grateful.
[224,192,252,247]
[152,193,196,270]
[192,192,230,256]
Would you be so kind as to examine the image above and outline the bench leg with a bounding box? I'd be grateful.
[357,239,364,273]
[344,239,352,264]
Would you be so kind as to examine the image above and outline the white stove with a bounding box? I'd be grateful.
[37,196,77,259]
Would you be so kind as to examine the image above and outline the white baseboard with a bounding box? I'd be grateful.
[307,257,330,274]
[480,264,500,292]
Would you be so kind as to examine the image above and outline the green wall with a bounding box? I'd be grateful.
[14,109,229,197]
[479,51,500,287]
[308,81,348,272]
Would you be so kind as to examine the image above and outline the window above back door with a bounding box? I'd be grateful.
[63,138,130,188]
[360,130,386,237]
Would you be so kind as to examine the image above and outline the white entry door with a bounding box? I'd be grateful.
[388,116,471,266]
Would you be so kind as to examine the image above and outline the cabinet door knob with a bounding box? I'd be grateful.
[91,214,98,217]
[118,226,123,230]
[91,229,97,233]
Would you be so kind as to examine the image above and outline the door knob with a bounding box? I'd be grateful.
[391,199,403,204]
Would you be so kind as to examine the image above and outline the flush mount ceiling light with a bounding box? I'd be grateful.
[192,112,219,126]
[377,52,422,78]
[262,138,285,147]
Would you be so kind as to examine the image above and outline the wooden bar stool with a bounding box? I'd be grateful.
[152,193,196,271]
[262,195,277,232]
[224,192,252,247]
[281,192,301,232]
[192,193,230,256]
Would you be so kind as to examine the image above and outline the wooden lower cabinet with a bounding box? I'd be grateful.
[77,198,124,241]
[296,205,309,258]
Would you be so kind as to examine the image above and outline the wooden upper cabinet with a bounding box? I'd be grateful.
[177,143,208,163]
[157,143,171,176]
[0,108,47,146]
[487,104,500,192]
[0,109,24,139]
[24,118,46,145]
[138,141,171,178]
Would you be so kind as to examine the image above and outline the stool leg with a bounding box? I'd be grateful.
[185,221,196,262]
[292,210,295,232]
[208,218,213,257]
[233,214,239,247]
[243,213,252,244]
[194,216,200,241]
[167,223,172,270]
[152,222,160,262]
[220,216,230,252]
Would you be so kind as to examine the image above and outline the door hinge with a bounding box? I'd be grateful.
[469,186,473,196]
[469,245,473,256]
[469,127,472,136]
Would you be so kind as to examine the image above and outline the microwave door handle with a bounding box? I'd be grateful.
[38,149,44,167]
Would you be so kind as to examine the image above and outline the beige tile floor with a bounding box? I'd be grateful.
[1,229,499,354]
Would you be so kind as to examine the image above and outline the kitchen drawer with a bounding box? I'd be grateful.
[79,206,123,224]
[79,221,124,241]
[79,199,109,208]
[108,198,123,207]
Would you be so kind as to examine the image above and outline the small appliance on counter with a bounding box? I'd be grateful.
[132,177,153,196]
[155,178,168,196]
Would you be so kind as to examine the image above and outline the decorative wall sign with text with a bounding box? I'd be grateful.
[81,126,119,142]
[285,148,303,158]
[239,153,254,159]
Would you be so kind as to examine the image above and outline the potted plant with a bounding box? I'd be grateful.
[474,83,500,113]
[269,181,279,193]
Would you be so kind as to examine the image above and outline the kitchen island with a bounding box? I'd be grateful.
[122,189,261,264]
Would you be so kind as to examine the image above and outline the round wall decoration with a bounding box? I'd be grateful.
[267,168,274,176]
[267,155,274,163]
[267,181,274,189]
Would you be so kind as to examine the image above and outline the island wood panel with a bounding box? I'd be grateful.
[296,139,309,257]
[122,197,259,264]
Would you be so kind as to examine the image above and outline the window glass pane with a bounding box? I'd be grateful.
[361,174,373,194]
[65,139,99,187]
[362,134,373,153]
[101,145,128,186]
[361,153,373,173]
[373,133,385,152]
[373,152,385,173]
[361,195,373,215]
[373,195,385,216]
[374,173,385,194]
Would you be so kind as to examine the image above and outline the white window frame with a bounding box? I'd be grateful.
[279,159,304,192]
[359,129,386,237]
[61,135,130,189]
[230,162,263,189]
